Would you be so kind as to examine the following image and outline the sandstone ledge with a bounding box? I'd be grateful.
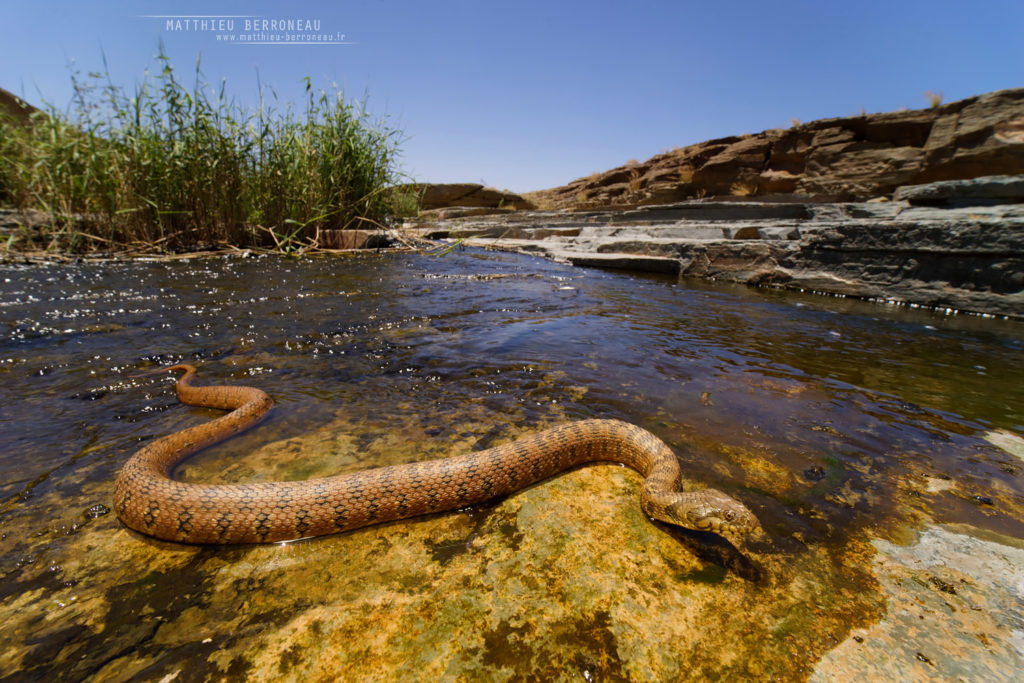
[524,88,1024,209]
[404,183,1024,319]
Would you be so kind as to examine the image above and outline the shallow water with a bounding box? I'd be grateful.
[1,249,1022,680]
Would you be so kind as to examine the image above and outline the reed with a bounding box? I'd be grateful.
[0,50,406,253]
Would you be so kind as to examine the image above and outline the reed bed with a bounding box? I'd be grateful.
[0,51,408,253]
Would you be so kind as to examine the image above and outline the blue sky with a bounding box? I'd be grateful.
[2,1,1022,193]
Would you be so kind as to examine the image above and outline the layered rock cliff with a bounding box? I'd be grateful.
[404,89,1023,318]
[524,88,1024,209]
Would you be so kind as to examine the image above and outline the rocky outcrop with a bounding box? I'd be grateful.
[405,177,1024,318]
[396,183,535,218]
[401,91,1024,317]
[524,88,1024,209]
[812,525,1024,682]
[319,228,392,250]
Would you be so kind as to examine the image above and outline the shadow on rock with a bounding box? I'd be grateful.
[658,522,765,583]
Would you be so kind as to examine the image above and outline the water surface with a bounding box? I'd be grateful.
[1,249,1021,680]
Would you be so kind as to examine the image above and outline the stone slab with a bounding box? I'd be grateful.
[550,250,681,274]
[894,174,1024,207]
[811,526,1024,682]
[407,199,1024,318]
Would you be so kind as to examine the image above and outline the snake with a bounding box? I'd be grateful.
[113,364,760,545]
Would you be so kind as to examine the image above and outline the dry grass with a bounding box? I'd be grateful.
[924,91,944,108]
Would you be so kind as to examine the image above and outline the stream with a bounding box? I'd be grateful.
[1,249,1022,680]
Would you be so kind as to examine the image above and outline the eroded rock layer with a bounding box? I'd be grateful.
[524,88,1024,209]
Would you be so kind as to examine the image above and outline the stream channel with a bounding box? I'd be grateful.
[1,249,1022,680]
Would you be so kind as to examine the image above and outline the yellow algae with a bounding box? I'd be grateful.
[2,391,1021,680]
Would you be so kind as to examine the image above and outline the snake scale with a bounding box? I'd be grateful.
[114,364,760,544]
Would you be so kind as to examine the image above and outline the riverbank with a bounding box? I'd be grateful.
[399,88,1024,320]
[403,176,1024,319]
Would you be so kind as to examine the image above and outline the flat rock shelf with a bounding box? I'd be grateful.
[406,190,1024,319]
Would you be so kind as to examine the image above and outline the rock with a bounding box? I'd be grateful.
[395,183,535,212]
[758,169,801,194]
[983,429,1024,461]
[421,183,486,208]
[525,88,1024,208]
[678,241,789,284]
[894,175,1024,206]
[0,86,40,125]
[757,226,801,240]
[802,143,925,199]
[408,199,1024,318]
[788,217,1024,316]
[552,250,681,274]
[919,89,1024,182]
[23,391,1014,681]
[692,136,775,195]
[812,526,1024,682]
[723,226,763,239]
[319,229,391,250]
[418,206,520,220]
[622,202,809,222]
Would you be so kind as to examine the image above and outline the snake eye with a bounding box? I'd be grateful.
[724,510,735,522]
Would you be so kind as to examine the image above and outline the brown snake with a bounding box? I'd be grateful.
[113,364,760,544]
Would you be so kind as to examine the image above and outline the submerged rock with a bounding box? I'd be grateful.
[812,525,1024,682]
[985,429,1024,462]
[6,395,1021,680]
[0,410,892,681]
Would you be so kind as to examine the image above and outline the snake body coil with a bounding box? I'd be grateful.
[114,365,759,544]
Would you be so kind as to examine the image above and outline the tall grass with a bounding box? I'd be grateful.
[0,50,406,253]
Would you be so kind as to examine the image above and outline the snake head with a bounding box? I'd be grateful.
[665,489,761,540]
